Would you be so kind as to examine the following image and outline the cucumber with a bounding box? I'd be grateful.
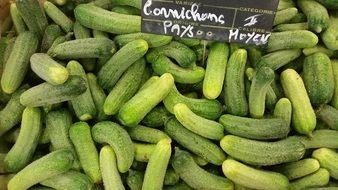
[172,148,234,190]
[30,53,69,85]
[51,38,115,59]
[40,25,63,53]
[219,114,290,140]
[281,69,316,136]
[1,31,39,94]
[74,4,141,34]
[313,148,338,180]
[222,159,289,190]
[100,146,124,190]
[303,52,334,105]
[322,16,338,51]
[203,42,229,99]
[142,139,172,190]
[274,8,299,26]
[138,76,160,92]
[67,60,97,121]
[174,37,200,47]
[267,30,318,52]
[142,106,172,128]
[20,75,87,107]
[7,149,74,190]
[297,0,330,33]
[303,45,335,57]
[256,49,302,70]
[163,85,223,120]
[92,121,134,173]
[289,168,330,190]
[127,170,144,190]
[164,182,194,190]
[115,33,172,48]
[118,73,174,127]
[272,158,320,180]
[274,22,308,32]
[89,0,113,9]
[111,0,141,9]
[4,107,42,173]
[40,170,93,190]
[0,85,28,136]
[98,39,148,90]
[134,143,156,162]
[151,55,205,84]
[69,122,101,183]
[164,168,180,186]
[174,103,224,140]
[332,60,338,109]
[289,13,308,23]
[316,0,338,9]
[273,98,292,127]
[220,135,305,166]
[47,33,73,56]
[165,118,226,165]
[247,47,263,67]
[249,67,275,118]
[112,5,141,15]
[299,129,338,149]
[128,125,170,143]
[317,105,338,130]
[277,0,295,10]
[224,49,248,116]
[10,3,27,34]
[16,0,48,38]
[44,1,73,33]
[104,58,145,115]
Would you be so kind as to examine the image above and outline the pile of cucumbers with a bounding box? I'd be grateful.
[0,0,338,189]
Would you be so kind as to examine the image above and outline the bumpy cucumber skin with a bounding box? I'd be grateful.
[142,139,172,190]
[219,114,290,140]
[92,121,134,173]
[1,32,39,94]
[277,0,295,10]
[75,4,141,34]
[281,69,316,136]
[299,129,338,149]
[115,32,172,48]
[303,53,334,105]
[174,103,224,140]
[40,24,63,53]
[118,73,174,127]
[332,60,338,109]
[220,135,305,166]
[321,16,338,50]
[273,158,320,180]
[7,149,74,190]
[274,22,308,32]
[222,159,289,190]
[47,33,73,56]
[289,168,330,190]
[4,107,42,173]
[273,7,298,26]
[303,45,335,57]
[44,1,73,33]
[165,118,226,165]
[98,39,148,90]
[142,106,172,128]
[128,125,170,144]
[164,85,223,120]
[313,148,338,180]
[256,49,302,70]
[317,105,338,130]
[267,30,318,52]
[10,3,27,34]
[274,98,292,127]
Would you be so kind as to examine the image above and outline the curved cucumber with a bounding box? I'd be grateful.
[281,69,316,136]
[222,159,289,190]
[115,32,172,48]
[92,121,134,173]
[128,125,170,143]
[174,103,224,140]
[312,148,338,180]
[303,45,335,57]
[289,168,330,190]
[220,135,305,166]
[256,49,302,70]
[219,114,290,140]
[172,148,234,190]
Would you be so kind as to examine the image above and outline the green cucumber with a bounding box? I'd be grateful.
[164,169,180,186]
[100,146,124,190]
[224,49,248,116]
[321,14,338,50]
[7,149,74,190]
[274,8,298,26]
[30,53,69,85]
[89,0,113,9]
[127,170,144,190]
[10,3,27,34]
[297,0,329,33]
[317,105,338,130]
[174,37,200,47]
[111,0,141,9]
[133,143,156,162]
[313,148,338,180]
[128,125,170,143]
[164,182,194,190]
[249,67,275,118]
[142,139,172,190]
[256,49,302,70]
[277,0,295,10]
[112,5,141,15]
[220,135,305,166]
[272,158,320,180]
[332,60,338,109]
[74,4,141,34]
[151,55,205,84]
[299,129,338,149]
[98,39,148,89]
[247,47,263,67]
[274,22,308,32]
[1,31,39,94]
[303,45,335,57]
[4,107,42,172]
[46,33,73,56]
[115,32,172,48]
[165,118,226,165]
[92,121,134,173]
[174,103,224,140]
[163,85,223,120]
[118,73,174,127]
[303,52,334,105]
[172,148,233,190]
[267,30,318,52]
[104,58,145,115]
[273,98,292,127]
[69,122,101,183]
[222,159,289,190]
[219,114,290,140]
[281,69,316,136]
[44,1,73,33]
[40,170,93,190]
[40,25,63,53]
[289,13,308,23]
[142,106,172,128]
[289,168,330,190]
[203,42,229,99]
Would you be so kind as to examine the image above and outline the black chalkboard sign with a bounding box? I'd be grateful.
[141,0,279,45]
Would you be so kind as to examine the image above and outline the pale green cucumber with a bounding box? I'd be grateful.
[274,8,298,25]
[256,49,302,70]
[289,168,330,190]
[303,45,335,57]
[133,143,156,162]
[313,148,338,180]
[273,22,308,32]
[273,98,292,127]
[128,125,170,143]
[10,3,26,34]
[44,1,73,33]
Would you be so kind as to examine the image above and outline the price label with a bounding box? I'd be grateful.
[141,0,279,45]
